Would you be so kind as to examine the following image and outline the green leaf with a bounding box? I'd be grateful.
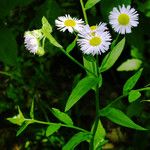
[51,108,73,125]
[85,0,101,10]
[66,36,77,53]
[65,76,100,112]
[62,132,92,150]
[46,33,62,48]
[100,38,125,72]
[0,28,17,66]
[117,59,142,71]
[91,120,106,149]
[16,121,30,136]
[46,124,60,137]
[130,46,143,59]
[83,55,97,76]
[42,16,52,33]
[41,17,62,48]
[100,107,147,130]
[7,106,25,126]
[123,68,143,94]
[30,100,34,119]
[128,90,141,103]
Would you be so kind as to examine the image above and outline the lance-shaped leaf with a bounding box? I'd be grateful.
[128,90,141,103]
[117,59,142,71]
[91,120,106,149]
[85,0,101,10]
[51,108,73,125]
[123,68,143,94]
[42,16,52,33]
[66,36,77,53]
[83,55,97,76]
[100,107,147,130]
[100,38,125,72]
[41,17,62,48]
[46,124,61,137]
[62,132,92,150]
[65,76,100,112]
[7,106,25,126]
[16,121,31,136]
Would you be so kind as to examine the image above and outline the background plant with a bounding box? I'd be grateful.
[0,0,150,149]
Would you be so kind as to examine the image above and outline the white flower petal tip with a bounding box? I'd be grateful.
[109,5,139,34]
[55,14,84,33]
[77,25,111,56]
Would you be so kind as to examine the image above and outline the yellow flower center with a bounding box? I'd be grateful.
[89,36,101,46]
[90,25,97,36]
[118,14,130,25]
[64,19,76,27]
[90,25,97,31]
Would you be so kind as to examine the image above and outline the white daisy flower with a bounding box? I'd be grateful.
[78,29,111,55]
[24,31,40,54]
[80,23,108,36]
[109,5,139,34]
[55,14,84,33]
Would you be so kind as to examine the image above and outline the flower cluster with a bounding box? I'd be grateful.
[54,5,138,56]
[24,5,139,56]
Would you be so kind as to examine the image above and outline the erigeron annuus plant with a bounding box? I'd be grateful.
[7,0,150,149]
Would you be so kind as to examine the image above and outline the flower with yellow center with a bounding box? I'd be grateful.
[55,14,84,33]
[109,5,139,34]
[79,23,108,37]
[78,27,111,55]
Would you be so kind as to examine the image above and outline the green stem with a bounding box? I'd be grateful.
[60,47,96,77]
[0,71,11,77]
[27,119,88,133]
[90,55,100,150]
[80,0,88,24]
[137,87,150,92]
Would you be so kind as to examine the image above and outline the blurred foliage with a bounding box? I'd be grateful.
[0,0,150,149]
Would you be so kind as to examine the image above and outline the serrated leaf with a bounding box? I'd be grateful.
[117,59,142,71]
[91,120,106,149]
[52,108,73,125]
[30,100,34,119]
[42,16,52,33]
[62,132,92,150]
[100,107,147,130]
[66,36,77,53]
[85,0,101,10]
[16,121,30,136]
[46,124,60,137]
[128,90,141,103]
[100,38,125,72]
[65,76,100,112]
[123,68,143,94]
